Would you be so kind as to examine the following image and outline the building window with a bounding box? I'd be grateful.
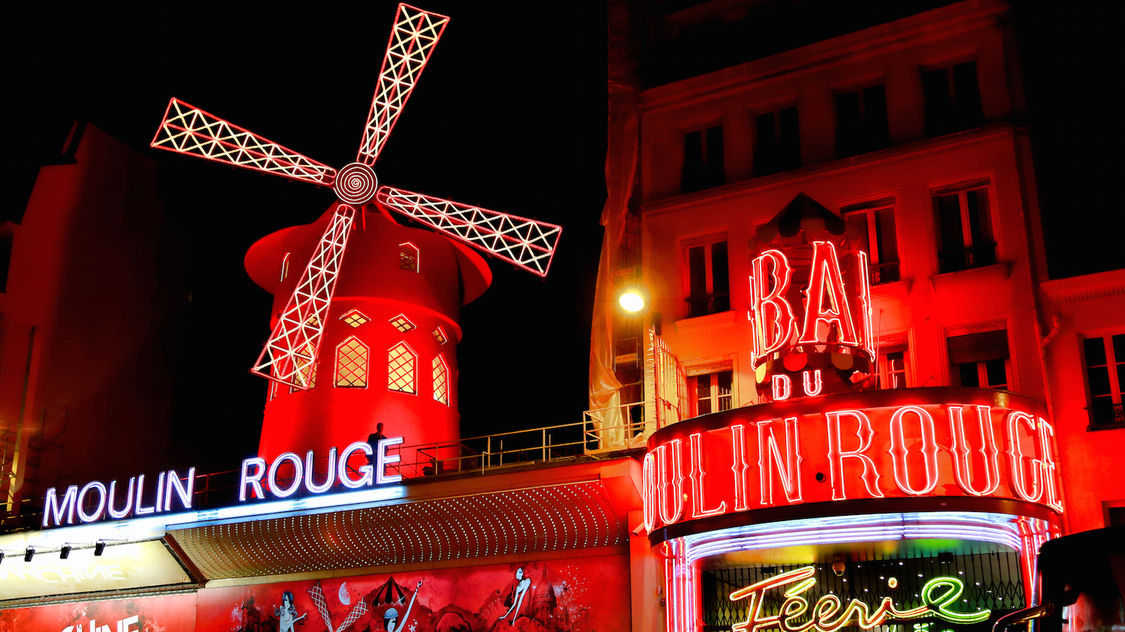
[843,199,899,284]
[432,326,448,345]
[933,184,995,273]
[835,84,890,158]
[433,355,449,406]
[400,242,419,272]
[291,343,318,392]
[754,105,800,176]
[340,309,369,328]
[682,125,725,193]
[948,330,1009,390]
[682,235,730,318]
[691,370,733,416]
[388,342,417,394]
[922,60,983,137]
[389,314,416,333]
[877,347,910,389]
[335,336,369,388]
[1082,334,1125,427]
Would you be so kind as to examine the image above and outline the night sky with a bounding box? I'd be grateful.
[6,3,608,471]
[4,2,1120,474]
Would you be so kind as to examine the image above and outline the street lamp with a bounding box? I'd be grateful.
[619,291,644,312]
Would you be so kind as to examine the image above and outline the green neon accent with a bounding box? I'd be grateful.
[920,577,991,624]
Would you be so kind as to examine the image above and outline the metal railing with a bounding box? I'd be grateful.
[1,406,665,533]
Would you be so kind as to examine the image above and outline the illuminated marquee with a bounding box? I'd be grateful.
[730,566,989,632]
[642,389,1063,533]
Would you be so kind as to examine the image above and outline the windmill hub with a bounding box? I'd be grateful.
[334,162,379,205]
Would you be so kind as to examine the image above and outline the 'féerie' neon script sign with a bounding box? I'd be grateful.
[642,390,1063,533]
[730,566,989,632]
[42,437,404,528]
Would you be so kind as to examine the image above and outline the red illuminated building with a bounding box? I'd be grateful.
[1,1,1122,632]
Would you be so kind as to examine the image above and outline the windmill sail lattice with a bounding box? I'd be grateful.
[253,205,356,387]
[152,99,336,186]
[378,187,560,276]
[151,3,561,390]
[358,4,450,165]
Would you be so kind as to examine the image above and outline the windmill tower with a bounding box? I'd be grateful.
[152,5,561,464]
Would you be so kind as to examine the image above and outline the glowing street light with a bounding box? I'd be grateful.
[619,291,645,312]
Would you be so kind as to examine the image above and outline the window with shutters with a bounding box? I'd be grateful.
[682,125,725,193]
[947,329,1010,390]
[754,105,801,176]
[843,198,899,285]
[681,234,730,319]
[922,60,983,137]
[835,84,890,158]
[1081,333,1125,428]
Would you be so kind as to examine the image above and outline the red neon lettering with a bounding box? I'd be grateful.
[948,405,1001,496]
[825,410,883,500]
[656,441,685,525]
[1006,411,1043,502]
[800,242,858,346]
[802,370,823,397]
[690,433,728,518]
[855,250,874,358]
[1037,418,1064,512]
[887,406,939,496]
[757,417,803,506]
[751,250,796,364]
[731,424,751,512]
[642,452,657,533]
[772,374,792,401]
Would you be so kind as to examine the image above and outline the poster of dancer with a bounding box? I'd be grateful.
[196,554,628,632]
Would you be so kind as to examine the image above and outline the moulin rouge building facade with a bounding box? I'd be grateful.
[2,1,1123,632]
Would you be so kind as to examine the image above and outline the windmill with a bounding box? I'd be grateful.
[152,4,562,395]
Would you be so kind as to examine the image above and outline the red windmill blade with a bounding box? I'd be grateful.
[151,3,562,390]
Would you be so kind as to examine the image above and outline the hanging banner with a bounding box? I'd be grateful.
[196,554,628,632]
[0,593,196,632]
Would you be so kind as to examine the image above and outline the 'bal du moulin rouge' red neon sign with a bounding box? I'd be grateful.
[641,389,1063,533]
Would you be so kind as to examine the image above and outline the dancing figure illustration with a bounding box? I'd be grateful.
[499,567,532,625]
[275,591,307,632]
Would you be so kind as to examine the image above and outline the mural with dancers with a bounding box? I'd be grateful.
[197,554,628,632]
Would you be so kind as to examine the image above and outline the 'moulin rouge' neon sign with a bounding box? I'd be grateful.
[642,389,1063,533]
[730,566,990,632]
[42,437,404,528]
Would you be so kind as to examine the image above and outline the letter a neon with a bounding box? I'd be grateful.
[800,242,858,346]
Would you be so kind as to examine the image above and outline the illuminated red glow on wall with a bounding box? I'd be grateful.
[642,389,1063,534]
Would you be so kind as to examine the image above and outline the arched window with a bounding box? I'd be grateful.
[290,343,317,393]
[388,342,417,394]
[432,355,449,405]
[335,336,369,388]
[399,242,419,272]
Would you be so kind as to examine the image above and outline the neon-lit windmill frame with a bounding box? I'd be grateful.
[152,3,562,390]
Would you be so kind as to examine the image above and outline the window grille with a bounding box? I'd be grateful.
[388,343,416,394]
[335,336,369,388]
[433,355,449,405]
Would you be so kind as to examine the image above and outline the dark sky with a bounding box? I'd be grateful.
[6,3,609,470]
